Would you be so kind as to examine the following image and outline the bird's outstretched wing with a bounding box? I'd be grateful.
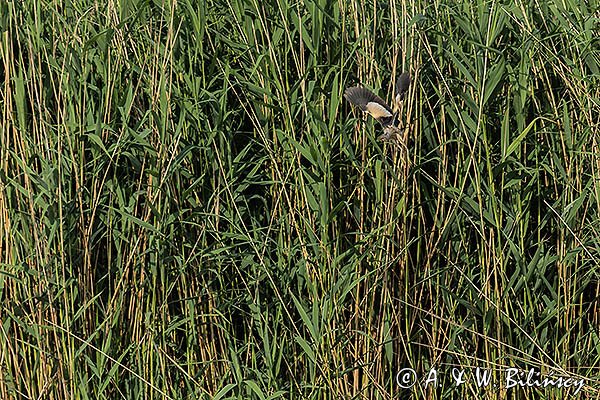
[395,72,411,99]
[344,87,394,126]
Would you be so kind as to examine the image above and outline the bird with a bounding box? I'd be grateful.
[344,72,411,141]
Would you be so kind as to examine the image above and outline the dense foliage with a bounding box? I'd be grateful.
[1,0,599,398]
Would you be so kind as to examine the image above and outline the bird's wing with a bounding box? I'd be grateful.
[395,72,411,101]
[344,87,394,125]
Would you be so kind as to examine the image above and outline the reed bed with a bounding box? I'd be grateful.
[1,0,599,398]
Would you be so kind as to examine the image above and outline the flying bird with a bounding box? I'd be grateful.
[344,72,411,141]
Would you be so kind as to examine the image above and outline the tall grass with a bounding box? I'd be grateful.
[1,0,599,398]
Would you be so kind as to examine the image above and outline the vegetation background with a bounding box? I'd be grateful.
[1,0,599,398]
